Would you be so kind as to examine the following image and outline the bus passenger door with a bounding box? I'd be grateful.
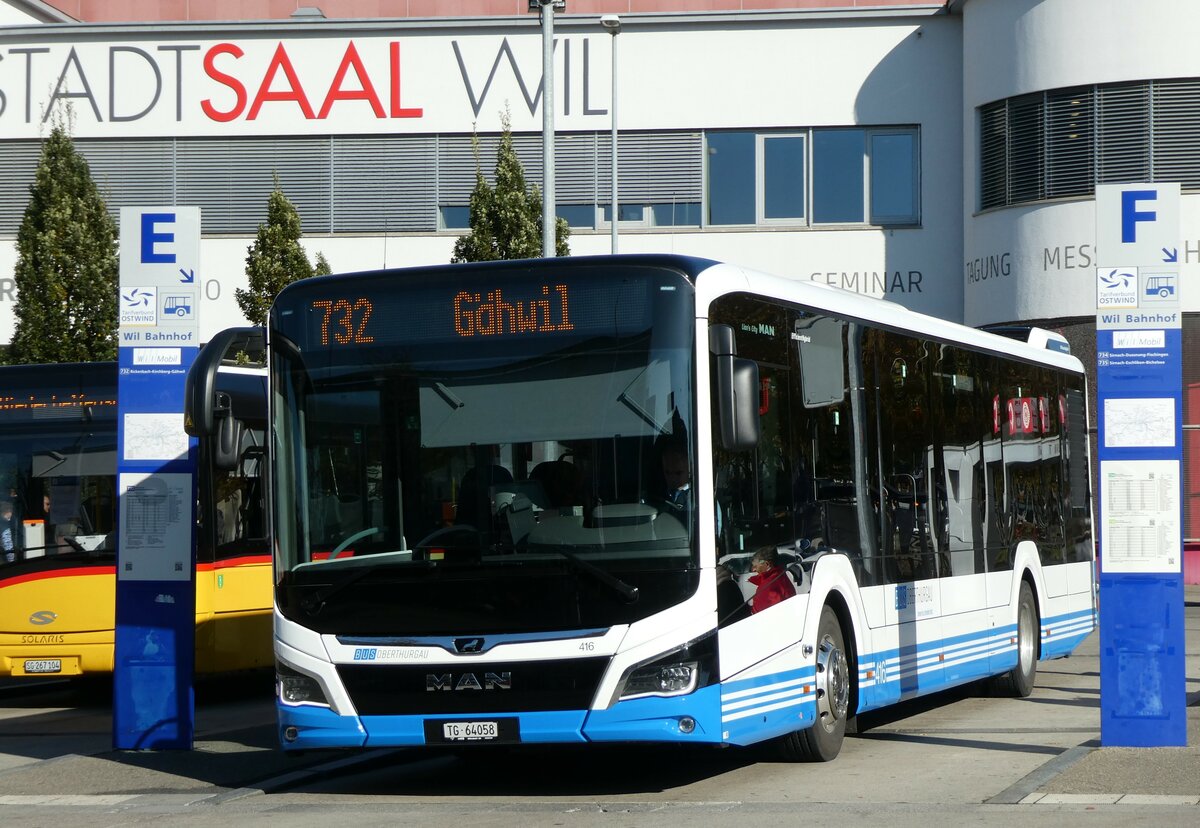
[860,329,943,701]
[709,301,806,682]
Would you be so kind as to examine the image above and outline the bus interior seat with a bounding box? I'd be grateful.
[822,501,860,550]
[530,460,586,510]
[786,561,809,593]
[456,464,513,526]
[491,480,550,513]
[498,492,538,545]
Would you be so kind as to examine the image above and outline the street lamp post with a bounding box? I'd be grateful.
[531,0,564,257]
[601,14,620,254]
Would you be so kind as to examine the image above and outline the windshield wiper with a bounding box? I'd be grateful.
[552,550,639,604]
[300,559,431,616]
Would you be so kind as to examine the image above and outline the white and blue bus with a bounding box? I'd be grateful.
[245,254,1094,760]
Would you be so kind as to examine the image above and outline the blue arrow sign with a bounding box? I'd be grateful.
[179,268,195,284]
[1162,247,1178,262]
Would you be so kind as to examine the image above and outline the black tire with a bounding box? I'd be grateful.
[990,580,1038,697]
[778,605,850,762]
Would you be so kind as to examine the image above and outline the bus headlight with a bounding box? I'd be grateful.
[621,661,699,699]
[610,631,717,705]
[277,662,330,707]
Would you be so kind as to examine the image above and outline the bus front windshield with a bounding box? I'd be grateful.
[271,264,698,636]
[0,365,117,567]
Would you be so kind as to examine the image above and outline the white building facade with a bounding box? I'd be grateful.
[0,6,962,343]
[1,0,1199,563]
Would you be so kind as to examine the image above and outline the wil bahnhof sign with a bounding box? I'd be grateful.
[1094,183,1187,747]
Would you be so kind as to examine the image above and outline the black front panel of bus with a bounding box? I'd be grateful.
[337,657,608,715]
[277,568,701,636]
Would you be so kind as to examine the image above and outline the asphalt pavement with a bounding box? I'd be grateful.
[0,587,1196,811]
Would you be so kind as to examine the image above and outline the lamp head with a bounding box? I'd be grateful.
[600,14,621,33]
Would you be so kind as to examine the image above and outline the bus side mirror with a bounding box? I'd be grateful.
[710,324,760,451]
[214,393,244,472]
[185,326,265,437]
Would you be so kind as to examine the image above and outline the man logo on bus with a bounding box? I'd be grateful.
[426,672,512,691]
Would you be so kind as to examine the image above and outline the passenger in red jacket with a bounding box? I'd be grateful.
[748,546,796,613]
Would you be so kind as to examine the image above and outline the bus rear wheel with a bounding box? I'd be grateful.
[990,580,1038,698]
[778,605,850,762]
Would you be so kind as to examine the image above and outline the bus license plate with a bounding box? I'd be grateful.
[24,659,61,674]
[425,718,518,744]
[444,721,497,741]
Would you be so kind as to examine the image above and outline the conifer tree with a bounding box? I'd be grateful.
[8,121,118,364]
[452,112,569,263]
[235,177,330,325]
[313,251,332,277]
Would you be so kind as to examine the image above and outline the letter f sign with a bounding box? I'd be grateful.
[1121,190,1157,243]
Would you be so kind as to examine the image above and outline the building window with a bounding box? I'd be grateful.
[760,134,806,222]
[706,131,756,225]
[440,206,470,230]
[978,77,1200,211]
[707,127,920,228]
[870,131,920,224]
[602,203,648,225]
[557,204,597,228]
[813,129,866,224]
[651,202,702,227]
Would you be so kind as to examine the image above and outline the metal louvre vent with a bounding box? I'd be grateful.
[556,132,598,206]
[0,141,48,233]
[598,131,703,205]
[1096,82,1150,184]
[76,139,175,218]
[1007,93,1044,204]
[1151,78,1200,190]
[1044,87,1093,199]
[175,137,331,235]
[980,77,1199,210]
[437,133,543,207]
[332,135,436,233]
[979,101,1007,210]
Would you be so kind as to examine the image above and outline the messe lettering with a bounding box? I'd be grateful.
[1042,243,1094,271]
[453,285,573,337]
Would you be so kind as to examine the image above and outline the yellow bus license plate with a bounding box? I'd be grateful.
[24,659,62,674]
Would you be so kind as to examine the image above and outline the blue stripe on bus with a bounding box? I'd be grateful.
[852,607,1096,711]
[584,684,723,743]
[719,668,818,746]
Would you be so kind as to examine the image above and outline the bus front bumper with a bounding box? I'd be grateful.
[278,684,724,751]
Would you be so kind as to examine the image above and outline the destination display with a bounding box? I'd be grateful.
[280,266,676,352]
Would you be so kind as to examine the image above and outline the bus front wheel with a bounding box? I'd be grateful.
[778,605,850,762]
